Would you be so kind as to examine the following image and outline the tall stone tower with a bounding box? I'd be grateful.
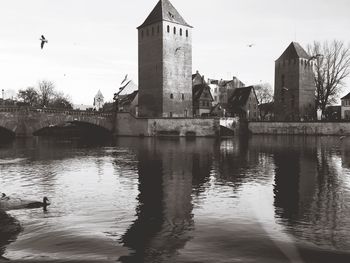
[274,42,315,121]
[137,0,193,118]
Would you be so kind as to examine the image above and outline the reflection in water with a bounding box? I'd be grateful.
[120,139,214,262]
[1,136,350,262]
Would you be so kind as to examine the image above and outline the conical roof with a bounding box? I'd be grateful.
[138,0,191,29]
[276,42,310,61]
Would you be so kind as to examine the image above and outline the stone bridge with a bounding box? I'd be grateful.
[0,107,114,137]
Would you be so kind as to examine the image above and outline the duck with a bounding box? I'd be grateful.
[25,197,50,209]
[0,196,50,211]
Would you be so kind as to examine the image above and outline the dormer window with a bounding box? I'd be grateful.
[168,12,175,18]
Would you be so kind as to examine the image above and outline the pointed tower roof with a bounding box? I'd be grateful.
[276,42,310,61]
[95,90,104,98]
[138,0,192,29]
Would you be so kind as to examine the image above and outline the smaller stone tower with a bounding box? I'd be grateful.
[274,42,315,121]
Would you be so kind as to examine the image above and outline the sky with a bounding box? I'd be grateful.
[1,0,350,105]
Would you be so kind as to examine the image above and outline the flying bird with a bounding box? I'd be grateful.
[175,47,181,53]
[40,35,48,49]
[120,74,128,85]
[247,43,255,47]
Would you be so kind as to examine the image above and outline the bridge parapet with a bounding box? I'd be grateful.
[0,106,114,137]
[0,106,112,117]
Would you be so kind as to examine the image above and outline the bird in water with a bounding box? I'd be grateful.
[25,197,50,209]
[0,196,50,211]
[40,35,48,49]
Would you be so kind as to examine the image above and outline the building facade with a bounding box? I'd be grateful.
[138,0,193,118]
[228,86,259,120]
[341,93,350,120]
[274,42,315,121]
[208,77,245,107]
[192,83,214,117]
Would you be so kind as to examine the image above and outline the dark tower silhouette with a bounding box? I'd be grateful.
[274,42,315,121]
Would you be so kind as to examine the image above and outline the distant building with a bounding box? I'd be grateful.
[192,71,205,86]
[208,77,245,108]
[227,86,259,120]
[119,90,139,116]
[274,42,315,121]
[138,0,193,118]
[192,83,213,117]
[341,92,350,120]
[93,90,104,111]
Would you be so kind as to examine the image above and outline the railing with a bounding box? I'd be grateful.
[0,106,112,117]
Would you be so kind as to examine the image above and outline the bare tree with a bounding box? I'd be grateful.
[38,80,55,107]
[50,91,73,109]
[254,82,274,104]
[17,87,39,106]
[308,40,350,115]
[254,83,274,120]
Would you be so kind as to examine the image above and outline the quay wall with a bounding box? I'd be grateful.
[248,121,350,135]
[115,112,219,137]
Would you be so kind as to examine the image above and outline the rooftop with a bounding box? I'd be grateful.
[138,0,191,29]
[276,42,310,61]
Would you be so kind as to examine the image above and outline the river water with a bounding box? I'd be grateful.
[1,136,350,262]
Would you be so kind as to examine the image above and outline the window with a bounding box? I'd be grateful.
[174,27,176,34]
[170,93,173,99]
[215,88,217,93]
[169,112,173,117]
[151,27,154,35]
[180,28,182,36]
[181,93,184,100]
[167,25,170,33]
[214,96,217,101]
[186,30,188,37]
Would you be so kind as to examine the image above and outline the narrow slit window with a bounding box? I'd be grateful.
[186,30,188,37]
[174,27,176,34]
[167,25,170,33]
[180,28,182,36]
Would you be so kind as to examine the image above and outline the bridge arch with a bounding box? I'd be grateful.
[0,126,15,141]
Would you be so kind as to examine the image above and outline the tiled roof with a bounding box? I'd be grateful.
[193,84,213,101]
[138,0,191,29]
[276,42,310,61]
[119,90,138,105]
[341,92,350,100]
[228,86,255,107]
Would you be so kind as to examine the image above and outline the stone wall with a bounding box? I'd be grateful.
[248,121,350,135]
[114,113,219,137]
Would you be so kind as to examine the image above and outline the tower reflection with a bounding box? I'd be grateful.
[119,138,214,262]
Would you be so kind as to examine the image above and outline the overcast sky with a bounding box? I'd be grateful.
[1,0,349,105]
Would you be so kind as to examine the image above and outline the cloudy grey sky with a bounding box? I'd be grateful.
[1,0,349,105]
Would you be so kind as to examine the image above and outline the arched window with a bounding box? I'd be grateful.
[180,28,182,36]
[186,30,188,37]
[167,25,170,33]
[174,27,176,34]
